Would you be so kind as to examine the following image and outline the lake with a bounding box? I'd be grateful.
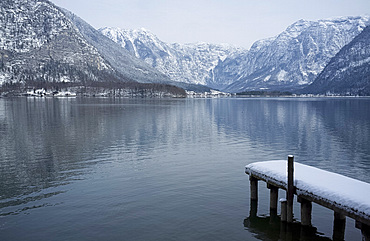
[0,97,369,240]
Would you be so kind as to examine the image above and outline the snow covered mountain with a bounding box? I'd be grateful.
[302,25,370,95]
[101,16,369,92]
[0,0,170,87]
[222,16,370,92]
[99,27,243,90]
[3,0,367,94]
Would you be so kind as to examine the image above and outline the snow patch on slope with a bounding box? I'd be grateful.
[277,70,288,82]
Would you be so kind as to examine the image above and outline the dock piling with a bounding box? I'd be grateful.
[280,198,287,222]
[333,212,346,240]
[356,221,370,241]
[287,155,294,223]
[268,183,279,218]
[298,197,312,226]
[250,176,258,218]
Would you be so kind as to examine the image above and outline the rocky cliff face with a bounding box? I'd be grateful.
[221,16,370,92]
[63,12,170,84]
[0,0,170,87]
[302,25,370,95]
[99,27,243,89]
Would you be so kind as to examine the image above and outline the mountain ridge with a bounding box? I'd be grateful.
[1,1,369,95]
[220,16,370,92]
[100,16,370,93]
[99,27,244,89]
[301,25,370,95]
[0,0,172,89]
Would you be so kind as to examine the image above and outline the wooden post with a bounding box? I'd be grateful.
[268,183,279,218]
[356,221,370,241]
[333,212,346,241]
[250,176,258,218]
[250,176,258,201]
[285,221,294,241]
[287,155,294,223]
[298,197,312,226]
[279,221,287,240]
[280,198,287,222]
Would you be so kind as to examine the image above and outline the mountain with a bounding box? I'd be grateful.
[62,11,170,84]
[99,27,243,90]
[221,16,370,92]
[100,16,369,93]
[4,1,367,95]
[0,0,170,88]
[301,25,370,95]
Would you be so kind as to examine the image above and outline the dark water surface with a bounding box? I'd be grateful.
[0,97,369,240]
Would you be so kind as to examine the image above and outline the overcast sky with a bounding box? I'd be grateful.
[51,0,369,48]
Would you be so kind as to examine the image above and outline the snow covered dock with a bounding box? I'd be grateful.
[245,158,370,238]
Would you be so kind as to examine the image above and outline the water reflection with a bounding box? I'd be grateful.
[212,98,370,182]
[0,98,188,213]
[0,97,369,240]
[244,216,331,241]
[0,98,225,217]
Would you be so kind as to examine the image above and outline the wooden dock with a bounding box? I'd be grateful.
[245,156,370,240]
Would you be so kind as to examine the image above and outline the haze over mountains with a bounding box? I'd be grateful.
[1,0,370,95]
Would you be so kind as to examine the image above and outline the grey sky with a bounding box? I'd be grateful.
[51,0,370,48]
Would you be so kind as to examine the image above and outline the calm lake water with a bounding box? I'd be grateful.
[0,97,369,240]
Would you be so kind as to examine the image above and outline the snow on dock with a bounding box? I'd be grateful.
[245,160,370,231]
